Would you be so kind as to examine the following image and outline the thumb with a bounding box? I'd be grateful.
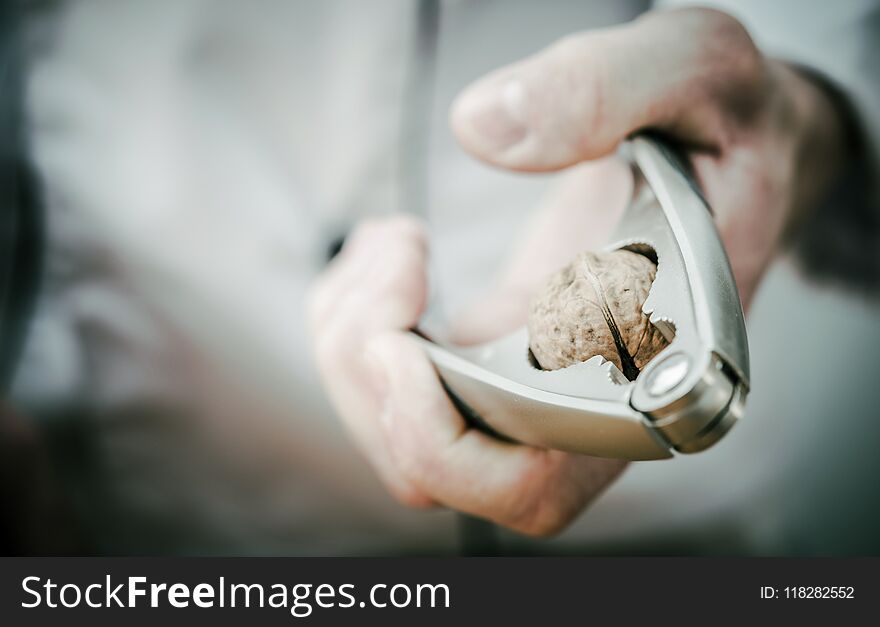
[450,8,761,171]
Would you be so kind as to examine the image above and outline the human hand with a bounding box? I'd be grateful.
[308,8,845,536]
[451,7,845,309]
[308,212,628,536]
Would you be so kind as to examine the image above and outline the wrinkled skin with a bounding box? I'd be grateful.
[528,250,668,373]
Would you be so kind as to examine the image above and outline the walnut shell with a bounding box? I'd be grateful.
[527,250,668,377]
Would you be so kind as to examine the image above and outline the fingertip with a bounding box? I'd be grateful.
[450,73,529,165]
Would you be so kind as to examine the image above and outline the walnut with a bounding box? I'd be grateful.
[527,250,668,378]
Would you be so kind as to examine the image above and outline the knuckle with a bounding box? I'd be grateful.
[702,9,750,43]
[701,10,763,81]
[504,454,576,537]
[388,482,435,510]
[510,496,574,538]
[394,443,431,489]
[387,426,440,494]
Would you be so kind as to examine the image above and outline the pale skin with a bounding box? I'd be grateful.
[307,8,845,536]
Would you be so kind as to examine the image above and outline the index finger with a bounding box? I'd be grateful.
[368,331,626,536]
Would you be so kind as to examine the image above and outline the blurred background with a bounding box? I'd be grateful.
[2,0,879,555]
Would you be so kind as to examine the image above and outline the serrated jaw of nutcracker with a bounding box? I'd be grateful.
[413,136,750,460]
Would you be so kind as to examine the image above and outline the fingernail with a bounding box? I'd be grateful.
[455,79,528,152]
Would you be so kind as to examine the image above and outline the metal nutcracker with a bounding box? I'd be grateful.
[412,135,750,460]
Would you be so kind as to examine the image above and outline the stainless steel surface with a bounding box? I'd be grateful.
[411,135,750,459]
[625,137,749,452]
[416,332,673,460]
